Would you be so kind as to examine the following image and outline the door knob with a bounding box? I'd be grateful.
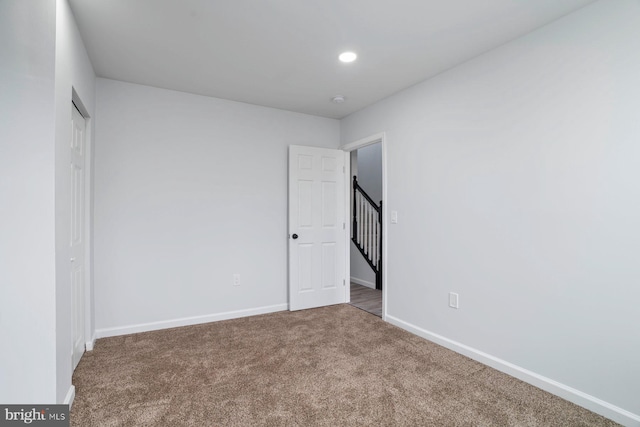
[292,234,298,240]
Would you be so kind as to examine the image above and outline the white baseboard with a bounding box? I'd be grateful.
[385,314,640,427]
[350,276,375,289]
[95,304,289,339]
[85,332,96,351]
[64,385,75,408]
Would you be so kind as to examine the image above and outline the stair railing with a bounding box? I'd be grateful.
[352,176,382,290]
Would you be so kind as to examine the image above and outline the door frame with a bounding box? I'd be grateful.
[71,89,94,353]
[341,132,387,320]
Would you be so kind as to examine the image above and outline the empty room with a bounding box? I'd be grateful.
[1,0,639,425]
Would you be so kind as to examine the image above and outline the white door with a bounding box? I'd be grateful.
[71,104,86,370]
[288,145,346,311]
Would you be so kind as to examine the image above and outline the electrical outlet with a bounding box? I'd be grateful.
[449,292,459,309]
[233,273,241,286]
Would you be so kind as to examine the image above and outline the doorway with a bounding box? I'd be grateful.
[287,134,387,318]
[342,133,387,319]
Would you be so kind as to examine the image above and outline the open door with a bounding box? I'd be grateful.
[288,145,347,311]
[71,103,86,370]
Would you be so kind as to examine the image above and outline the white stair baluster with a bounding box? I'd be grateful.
[373,219,378,267]
[362,201,366,254]
[356,193,360,244]
[359,194,363,248]
[368,203,373,258]
[371,207,375,266]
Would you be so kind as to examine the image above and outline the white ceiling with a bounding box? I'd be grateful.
[69,0,596,119]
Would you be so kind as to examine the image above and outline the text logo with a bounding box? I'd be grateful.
[0,405,69,427]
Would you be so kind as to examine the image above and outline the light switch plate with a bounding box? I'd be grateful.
[391,211,398,224]
[449,292,459,309]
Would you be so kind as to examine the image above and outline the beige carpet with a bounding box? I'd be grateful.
[71,305,617,426]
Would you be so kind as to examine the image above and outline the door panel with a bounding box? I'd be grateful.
[321,243,336,289]
[298,181,313,227]
[298,244,313,292]
[289,145,346,311]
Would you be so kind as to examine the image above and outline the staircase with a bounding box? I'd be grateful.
[352,176,382,290]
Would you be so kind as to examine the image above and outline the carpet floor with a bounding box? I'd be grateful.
[71,305,617,426]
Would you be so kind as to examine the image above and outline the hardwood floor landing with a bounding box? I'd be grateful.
[349,283,382,317]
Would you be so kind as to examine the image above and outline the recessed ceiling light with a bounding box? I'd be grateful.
[338,52,357,63]
[331,95,346,104]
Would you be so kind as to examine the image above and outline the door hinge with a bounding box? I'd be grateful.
[343,222,346,230]
[343,279,346,286]
[343,166,346,173]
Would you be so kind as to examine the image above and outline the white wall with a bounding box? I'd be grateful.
[350,143,382,287]
[94,79,340,334]
[350,242,376,287]
[54,0,96,403]
[341,0,640,423]
[0,0,58,403]
[356,143,382,204]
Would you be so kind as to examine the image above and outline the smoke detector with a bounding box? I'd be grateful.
[331,95,346,104]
